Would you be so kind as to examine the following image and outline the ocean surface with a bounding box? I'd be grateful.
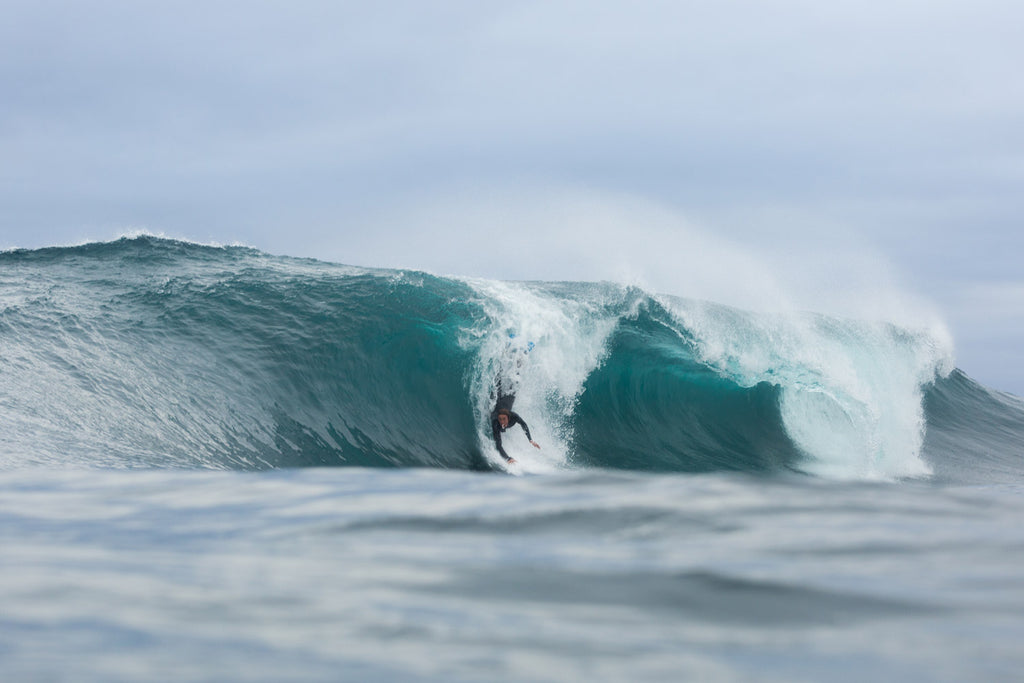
[1,236,1022,681]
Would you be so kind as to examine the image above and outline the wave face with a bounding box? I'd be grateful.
[1,236,1018,481]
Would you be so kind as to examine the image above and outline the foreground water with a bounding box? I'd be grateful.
[2,467,1022,682]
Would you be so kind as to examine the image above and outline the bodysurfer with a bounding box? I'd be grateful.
[491,398,541,465]
[490,333,540,464]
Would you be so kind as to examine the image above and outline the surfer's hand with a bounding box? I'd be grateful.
[507,457,518,464]
[530,440,540,449]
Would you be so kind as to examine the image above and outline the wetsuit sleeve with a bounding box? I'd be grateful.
[513,413,532,441]
[492,419,511,461]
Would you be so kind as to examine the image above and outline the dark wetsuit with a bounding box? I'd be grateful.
[491,410,532,462]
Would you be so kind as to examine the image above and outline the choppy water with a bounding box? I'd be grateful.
[3,469,1023,682]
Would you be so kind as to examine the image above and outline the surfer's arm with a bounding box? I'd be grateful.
[516,418,541,449]
[492,422,513,461]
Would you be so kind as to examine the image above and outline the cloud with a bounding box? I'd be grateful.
[1,0,1022,391]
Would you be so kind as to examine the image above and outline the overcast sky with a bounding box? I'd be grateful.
[3,1,1023,394]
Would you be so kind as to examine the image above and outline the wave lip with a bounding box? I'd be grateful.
[661,298,954,480]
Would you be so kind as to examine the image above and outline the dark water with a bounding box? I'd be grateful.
[2,237,1023,681]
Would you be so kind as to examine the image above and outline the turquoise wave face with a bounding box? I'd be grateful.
[571,312,799,473]
[1,235,1016,482]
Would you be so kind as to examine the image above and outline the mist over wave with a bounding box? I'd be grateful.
[1,236,1018,482]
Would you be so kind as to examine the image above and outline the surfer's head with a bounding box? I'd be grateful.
[496,409,511,428]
